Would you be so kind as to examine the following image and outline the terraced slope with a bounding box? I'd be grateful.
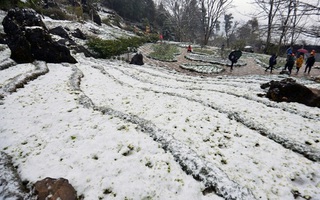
[0,44,320,200]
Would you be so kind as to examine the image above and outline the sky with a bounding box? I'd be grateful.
[1,12,320,199]
[230,0,255,22]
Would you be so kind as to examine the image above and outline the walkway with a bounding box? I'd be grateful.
[139,43,320,78]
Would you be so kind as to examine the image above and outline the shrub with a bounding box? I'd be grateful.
[87,36,147,59]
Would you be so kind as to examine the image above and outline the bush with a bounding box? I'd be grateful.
[87,36,147,59]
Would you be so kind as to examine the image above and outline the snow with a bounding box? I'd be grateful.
[1,12,320,200]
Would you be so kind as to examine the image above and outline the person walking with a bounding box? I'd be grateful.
[284,46,293,70]
[265,54,277,73]
[295,54,304,74]
[228,50,242,71]
[304,52,316,74]
[286,53,295,75]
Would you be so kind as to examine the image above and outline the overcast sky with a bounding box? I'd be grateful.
[230,0,255,22]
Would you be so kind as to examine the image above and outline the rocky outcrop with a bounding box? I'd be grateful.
[48,26,95,58]
[34,177,77,200]
[2,8,77,63]
[261,78,320,107]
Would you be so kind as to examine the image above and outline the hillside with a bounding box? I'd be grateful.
[1,7,320,200]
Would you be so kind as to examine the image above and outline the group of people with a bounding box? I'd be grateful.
[265,47,316,75]
[185,45,316,75]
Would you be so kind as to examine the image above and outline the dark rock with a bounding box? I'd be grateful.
[0,33,7,44]
[261,78,320,107]
[2,8,47,35]
[49,26,70,40]
[34,177,77,200]
[92,10,102,26]
[2,8,77,63]
[130,53,144,65]
[71,28,87,40]
[82,4,101,26]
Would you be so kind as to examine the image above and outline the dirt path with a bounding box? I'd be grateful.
[139,43,320,78]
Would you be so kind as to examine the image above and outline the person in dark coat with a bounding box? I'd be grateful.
[228,50,242,71]
[265,54,277,73]
[304,52,316,74]
[286,53,295,75]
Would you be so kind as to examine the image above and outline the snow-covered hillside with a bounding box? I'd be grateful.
[1,10,320,200]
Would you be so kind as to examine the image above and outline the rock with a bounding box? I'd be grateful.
[130,53,144,65]
[71,28,87,40]
[0,33,7,44]
[2,8,77,63]
[34,177,77,200]
[49,26,71,40]
[261,78,320,107]
[82,4,101,26]
[2,8,47,35]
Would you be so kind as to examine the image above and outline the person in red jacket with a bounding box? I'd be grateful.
[187,45,192,52]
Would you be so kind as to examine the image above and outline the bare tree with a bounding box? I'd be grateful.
[295,0,320,40]
[162,0,187,41]
[181,0,202,42]
[252,0,319,52]
[275,0,295,53]
[253,0,282,53]
[199,0,231,46]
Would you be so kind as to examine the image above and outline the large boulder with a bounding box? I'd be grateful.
[34,177,77,200]
[48,26,95,58]
[2,8,77,63]
[260,78,320,107]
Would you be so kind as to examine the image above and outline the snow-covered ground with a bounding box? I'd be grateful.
[1,11,320,200]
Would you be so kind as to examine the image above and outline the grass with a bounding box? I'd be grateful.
[148,43,180,62]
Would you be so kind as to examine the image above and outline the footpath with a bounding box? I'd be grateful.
[138,43,320,78]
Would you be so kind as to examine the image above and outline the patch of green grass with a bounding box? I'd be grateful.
[192,48,214,55]
[148,43,179,61]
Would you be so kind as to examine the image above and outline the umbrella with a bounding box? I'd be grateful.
[297,48,308,53]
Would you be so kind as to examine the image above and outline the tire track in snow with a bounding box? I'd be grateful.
[116,64,320,121]
[69,65,257,200]
[0,58,17,71]
[0,46,16,71]
[92,64,320,162]
[0,61,49,103]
